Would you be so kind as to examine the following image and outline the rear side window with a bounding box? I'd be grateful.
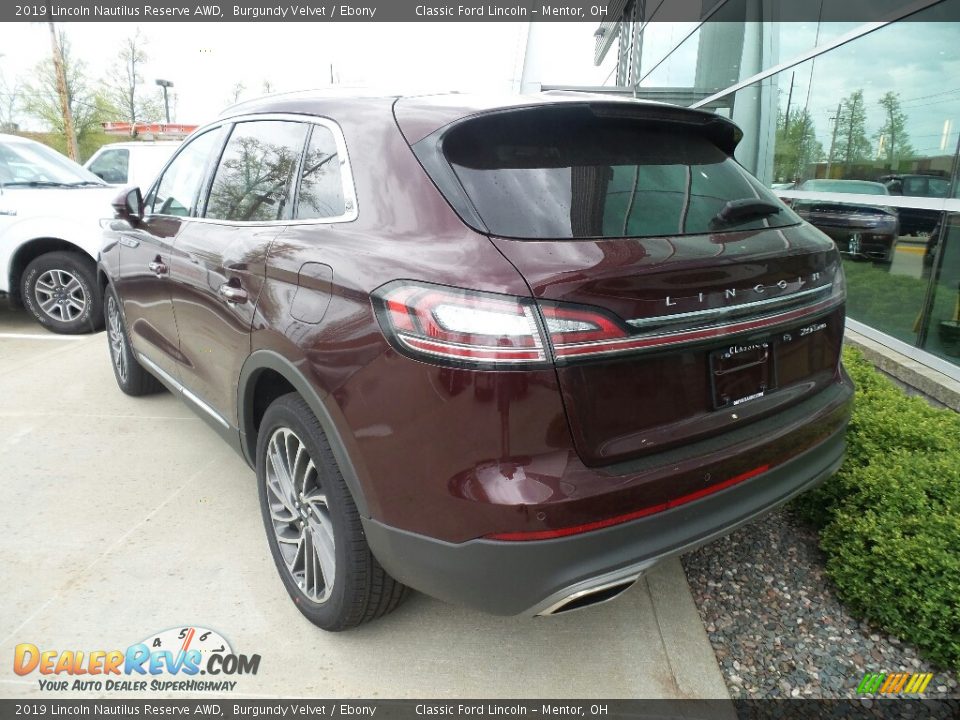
[150,129,223,217]
[441,108,799,239]
[295,125,346,220]
[88,148,129,184]
[205,120,308,222]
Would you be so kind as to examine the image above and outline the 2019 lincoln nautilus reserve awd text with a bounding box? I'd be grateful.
[99,91,853,630]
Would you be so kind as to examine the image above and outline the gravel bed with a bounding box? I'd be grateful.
[681,508,959,701]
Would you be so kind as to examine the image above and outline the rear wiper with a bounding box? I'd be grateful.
[710,199,781,228]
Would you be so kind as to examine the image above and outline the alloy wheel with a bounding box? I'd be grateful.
[265,427,336,603]
[106,296,126,382]
[34,269,87,323]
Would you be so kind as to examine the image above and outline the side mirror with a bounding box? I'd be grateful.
[112,187,143,226]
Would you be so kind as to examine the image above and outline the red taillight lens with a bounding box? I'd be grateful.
[374,282,548,367]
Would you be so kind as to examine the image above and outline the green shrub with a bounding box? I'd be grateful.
[791,347,960,671]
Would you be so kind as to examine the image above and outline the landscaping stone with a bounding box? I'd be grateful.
[682,508,959,704]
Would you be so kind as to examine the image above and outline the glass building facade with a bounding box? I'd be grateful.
[595,0,960,379]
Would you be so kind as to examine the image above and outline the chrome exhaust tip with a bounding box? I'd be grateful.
[537,577,639,616]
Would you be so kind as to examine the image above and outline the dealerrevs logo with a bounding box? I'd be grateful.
[13,626,260,693]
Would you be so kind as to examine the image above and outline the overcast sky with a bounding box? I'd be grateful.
[0,22,615,128]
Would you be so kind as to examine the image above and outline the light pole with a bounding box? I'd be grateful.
[155,79,173,124]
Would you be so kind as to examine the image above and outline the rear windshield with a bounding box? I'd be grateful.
[442,109,799,239]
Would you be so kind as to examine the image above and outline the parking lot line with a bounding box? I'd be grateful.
[0,332,88,340]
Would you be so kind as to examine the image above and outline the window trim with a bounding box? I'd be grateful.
[147,112,359,227]
[145,125,228,218]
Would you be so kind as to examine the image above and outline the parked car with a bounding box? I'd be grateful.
[100,93,853,630]
[0,134,118,333]
[879,173,948,237]
[84,140,180,189]
[792,179,899,263]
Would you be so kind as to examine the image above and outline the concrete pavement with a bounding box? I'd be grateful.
[0,302,730,700]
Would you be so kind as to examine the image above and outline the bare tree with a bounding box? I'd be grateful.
[0,56,21,132]
[229,82,246,104]
[48,22,79,160]
[104,29,161,135]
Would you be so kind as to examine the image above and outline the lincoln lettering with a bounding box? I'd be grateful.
[664,272,823,307]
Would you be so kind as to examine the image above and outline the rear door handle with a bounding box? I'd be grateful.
[218,283,248,304]
[148,260,168,276]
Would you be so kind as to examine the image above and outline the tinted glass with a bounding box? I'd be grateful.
[205,121,308,222]
[295,125,346,220]
[88,148,129,184]
[151,129,222,217]
[444,111,799,239]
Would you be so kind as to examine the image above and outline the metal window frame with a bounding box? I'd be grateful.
[147,112,359,227]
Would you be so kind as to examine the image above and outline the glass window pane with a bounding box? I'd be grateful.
[151,129,223,217]
[443,107,800,239]
[922,215,960,362]
[205,121,308,222]
[295,126,346,220]
[88,149,129,184]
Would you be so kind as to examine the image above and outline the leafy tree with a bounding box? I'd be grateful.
[875,91,915,168]
[20,32,111,148]
[103,29,162,134]
[774,108,824,183]
[831,90,872,168]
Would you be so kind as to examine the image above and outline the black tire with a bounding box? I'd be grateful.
[21,251,104,334]
[256,393,408,631]
[103,285,164,396]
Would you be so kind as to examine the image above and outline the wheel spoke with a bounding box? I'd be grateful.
[309,512,336,592]
[263,425,334,603]
[39,297,58,314]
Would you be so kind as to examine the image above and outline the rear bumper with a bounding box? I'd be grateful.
[362,421,848,616]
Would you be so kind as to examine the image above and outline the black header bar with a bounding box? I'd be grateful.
[4,0,959,23]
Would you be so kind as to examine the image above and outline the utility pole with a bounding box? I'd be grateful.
[783,72,795,137]
[155,79,173,124]
[826,101,842,179]
[48,23,78,161]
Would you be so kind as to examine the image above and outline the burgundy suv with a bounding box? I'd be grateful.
[99,92,853,630]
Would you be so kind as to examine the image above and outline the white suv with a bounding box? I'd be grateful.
[0,134,118,334]
[84,140,180,189]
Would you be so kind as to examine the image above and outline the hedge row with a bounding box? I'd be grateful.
[791,347,960,672]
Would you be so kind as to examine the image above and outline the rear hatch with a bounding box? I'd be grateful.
[407,100,845,466]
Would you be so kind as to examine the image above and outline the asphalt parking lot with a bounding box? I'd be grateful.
[0,302,729,700]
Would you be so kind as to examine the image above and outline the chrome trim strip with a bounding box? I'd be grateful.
[556,295,843,360]
[627,285,831,330]
[138,353,231,429]
[145,112,359,227]
[137,353,179,387]
[182,388,231,429]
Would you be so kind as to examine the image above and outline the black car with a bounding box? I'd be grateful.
[794,179,899,263]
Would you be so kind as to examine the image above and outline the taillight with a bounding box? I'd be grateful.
[373,282,548,368]
[373,277,843,368]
